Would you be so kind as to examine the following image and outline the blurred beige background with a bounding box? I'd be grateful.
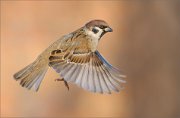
[1,1,180,118]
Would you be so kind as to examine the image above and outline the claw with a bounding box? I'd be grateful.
[55,78,69,90]
[64,80,69,90]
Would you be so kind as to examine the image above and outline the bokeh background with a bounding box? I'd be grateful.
[1,1,180,118]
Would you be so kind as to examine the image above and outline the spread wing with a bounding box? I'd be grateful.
[49,49,126,94]
[48,32,126,94]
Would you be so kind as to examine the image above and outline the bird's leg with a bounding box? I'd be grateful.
[55,78,69,90]
[63,80,69,91]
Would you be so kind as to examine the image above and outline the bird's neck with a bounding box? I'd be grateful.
[83,28,100,52]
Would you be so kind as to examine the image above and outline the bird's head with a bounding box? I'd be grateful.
[84,20,113,40]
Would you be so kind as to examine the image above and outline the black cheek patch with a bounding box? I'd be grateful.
[92,28,99,34]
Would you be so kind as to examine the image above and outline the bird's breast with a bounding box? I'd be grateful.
[88,37,99,52]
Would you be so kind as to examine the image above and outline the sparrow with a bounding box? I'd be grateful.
[13,20,126,94]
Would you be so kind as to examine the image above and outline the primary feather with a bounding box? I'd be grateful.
[49,49,126,94]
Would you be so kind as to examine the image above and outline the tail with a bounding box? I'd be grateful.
[13,58,49,91]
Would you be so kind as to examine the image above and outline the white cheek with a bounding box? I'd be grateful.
[96,29,103,38]
[84,27,103,52]
[85,27,103,40]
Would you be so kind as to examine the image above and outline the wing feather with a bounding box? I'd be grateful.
[75,64,85,87]
[99,64,119,92]
[88,58,95,92]
[92,57,103,93]
[95,59,111,94]
[81,64,89,90]
[49,50,126,94]
[69,63,81,82]
[61,63,75,81]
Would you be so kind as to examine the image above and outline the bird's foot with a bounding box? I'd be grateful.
[55,78,69,90]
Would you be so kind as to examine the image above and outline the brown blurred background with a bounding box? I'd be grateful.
[1,1,180,118]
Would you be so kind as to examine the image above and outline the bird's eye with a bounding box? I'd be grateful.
[92,28,99,34]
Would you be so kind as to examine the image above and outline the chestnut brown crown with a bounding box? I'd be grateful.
[85,19,113,36]
[85,20,109,29]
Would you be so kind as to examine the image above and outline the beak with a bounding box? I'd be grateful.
[104,27,113,32]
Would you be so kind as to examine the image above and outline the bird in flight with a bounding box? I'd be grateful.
[14,20,126,94]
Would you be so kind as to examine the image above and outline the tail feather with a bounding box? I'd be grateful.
[14,62,34,80]
[13,59,48,91]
